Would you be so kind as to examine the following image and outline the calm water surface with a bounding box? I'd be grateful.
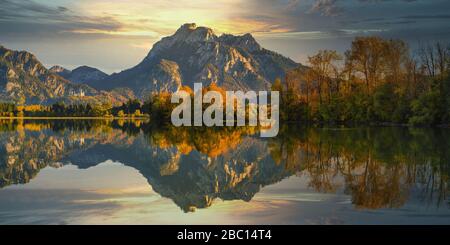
[0,120,449,224]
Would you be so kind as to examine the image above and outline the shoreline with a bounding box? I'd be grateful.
[0,116,149,120]
[0,117,448,128]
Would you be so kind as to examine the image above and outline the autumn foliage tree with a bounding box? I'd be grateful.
[280,36,450,125]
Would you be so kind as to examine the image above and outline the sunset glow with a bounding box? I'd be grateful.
[1,0,449,72]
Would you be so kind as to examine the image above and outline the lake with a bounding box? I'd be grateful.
[0,119,449,224]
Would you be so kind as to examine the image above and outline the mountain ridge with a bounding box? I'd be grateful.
[91,23,303,98]
[50,65,108,86]
[0,23,305,104]
[0,46,129,105]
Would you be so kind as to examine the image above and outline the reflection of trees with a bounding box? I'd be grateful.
[0,120,134,187]
[269,126,450,209]
[0,120,448,210]
[145,126,257,157]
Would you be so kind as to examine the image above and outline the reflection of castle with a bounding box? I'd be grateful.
[69,89,85,97]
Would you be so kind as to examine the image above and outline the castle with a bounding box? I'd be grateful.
[69,89,85,97]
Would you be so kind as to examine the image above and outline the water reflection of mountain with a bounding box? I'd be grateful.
[0,120,449,212]
[68,137,295,212]
[0,120,127,187]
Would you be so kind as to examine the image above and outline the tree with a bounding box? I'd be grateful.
[125,99,141,114]
[409,90,440,125]
[134,109,142,117]
[346,37,387,93]
[384,39,409,85]
[51,102,66,115]
[271,78,283,93]
[373,82,397,122]
[308,50,342,104]
[118,110,126,118]
[419,42,437,78]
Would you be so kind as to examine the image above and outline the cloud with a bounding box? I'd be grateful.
[310,0,341,17]
[0,0,65,16]
[401,14,450,20]
[309,0,419,16]
[255,28,387,40]
[57,6,69,12]
[0,0,423,39]
[0,0,448,73]
[0,0,442,39]
[286,0,301,9]
[0,0,124,35]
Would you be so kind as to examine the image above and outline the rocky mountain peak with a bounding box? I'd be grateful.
[56,65,108,85]
[1,46,35,63]
[72,65,100,73]
[173,23,217,43]
[144,23,217,61]
[0,45,130,105]
[0,46,46,78]
[88,23,301,97]
[49,65,70,74]
[219,33,261,52]
[177,23,198,32]
[169,23,216,42]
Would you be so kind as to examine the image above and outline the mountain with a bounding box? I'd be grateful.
[49,65,71,77]
[0,46,129,105]
[92,23,302,98]
[1,24,303,103]
[50,65,108,85]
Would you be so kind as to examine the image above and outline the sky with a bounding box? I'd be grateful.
[0,0,449,74]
